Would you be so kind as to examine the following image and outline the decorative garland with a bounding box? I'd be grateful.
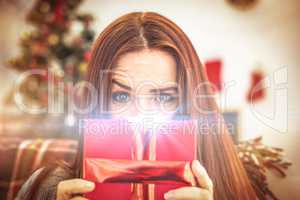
[237,137,292,200]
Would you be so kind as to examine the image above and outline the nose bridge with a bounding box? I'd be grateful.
[123,94,151,117]
[134,93,155,115]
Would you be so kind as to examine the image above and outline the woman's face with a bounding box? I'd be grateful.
[110,49,179,119]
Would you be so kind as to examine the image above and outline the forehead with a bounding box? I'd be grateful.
[113,49,177,87]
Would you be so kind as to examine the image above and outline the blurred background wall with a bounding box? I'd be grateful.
[0,0,299,199]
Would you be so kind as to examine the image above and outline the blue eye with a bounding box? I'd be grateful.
[112,91,130,103]
[156,93,176,103]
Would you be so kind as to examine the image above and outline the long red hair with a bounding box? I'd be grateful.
[83,12,257,200]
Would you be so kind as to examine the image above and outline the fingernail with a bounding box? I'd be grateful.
[164,191,173,199]
[193,160,204,175]
[85,181,95,189]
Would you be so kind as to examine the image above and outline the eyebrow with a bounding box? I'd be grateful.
[112,79,132,90]
[150,86,178,93]
[112,79,178,93]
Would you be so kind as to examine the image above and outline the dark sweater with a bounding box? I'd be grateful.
[15,167,73,200]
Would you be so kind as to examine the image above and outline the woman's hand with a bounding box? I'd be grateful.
[164,160,213,200]
[56,179,95,200]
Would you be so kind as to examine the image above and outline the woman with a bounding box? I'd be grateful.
[16,12,257,200]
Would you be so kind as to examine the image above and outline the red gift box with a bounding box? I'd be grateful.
[82,118,197,200]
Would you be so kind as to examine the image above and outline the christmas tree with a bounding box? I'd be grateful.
[6,0,95,114]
